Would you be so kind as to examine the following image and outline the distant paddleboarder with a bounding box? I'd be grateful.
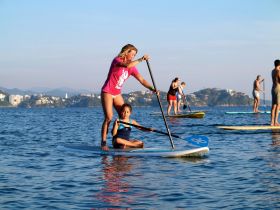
[271,59,280,126]
[100,44,156,151]
[177,81,186,112]
[167,77,180,115]
[252,75,264,113]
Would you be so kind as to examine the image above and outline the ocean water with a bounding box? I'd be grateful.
[1,106,280,209]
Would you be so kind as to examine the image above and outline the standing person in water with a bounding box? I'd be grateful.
[252,75,264,113]
[101,44,156,150]
[271,60,280,126]
[167,77,180,115]
[112,103,145,149]
[177,81,186,112]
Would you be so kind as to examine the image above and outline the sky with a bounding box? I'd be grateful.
[1,0,280,99]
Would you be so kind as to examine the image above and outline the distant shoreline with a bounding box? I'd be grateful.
[0,88,271,108]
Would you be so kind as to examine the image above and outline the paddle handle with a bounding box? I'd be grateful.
[146,60,175,149]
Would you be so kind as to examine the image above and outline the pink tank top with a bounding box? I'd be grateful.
[102,57,139,95]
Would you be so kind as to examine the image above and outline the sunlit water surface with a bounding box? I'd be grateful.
[1,107,280,209]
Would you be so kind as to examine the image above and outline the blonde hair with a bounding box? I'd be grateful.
[118,44,138,58]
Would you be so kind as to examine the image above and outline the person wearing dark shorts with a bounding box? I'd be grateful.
[111,104,144,149]
[167,77,180,115]
[271,60,280,126]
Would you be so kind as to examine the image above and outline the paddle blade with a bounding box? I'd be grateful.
[185,135,209,147]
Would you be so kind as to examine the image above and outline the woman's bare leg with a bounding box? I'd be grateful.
[167,100,172,115]
[113,94,125,117]
[173,101,178,115]
[271,104,276,125]
[101,92,114,143]
[275,104,280,125]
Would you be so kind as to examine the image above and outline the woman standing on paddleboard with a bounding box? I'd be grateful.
[101,44,156,150]
[167,77,180,115]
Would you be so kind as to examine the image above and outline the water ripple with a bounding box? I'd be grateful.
[1,107,280,209]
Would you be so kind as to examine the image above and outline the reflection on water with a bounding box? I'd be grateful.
[96,156,134,208]
[95,155,209,208]
[271,130,280,146]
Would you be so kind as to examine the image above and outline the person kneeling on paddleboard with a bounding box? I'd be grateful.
[112,103,146,149]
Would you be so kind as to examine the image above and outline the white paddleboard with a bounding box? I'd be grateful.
[217,125,280,130]
[225,111,271,114]
[57,145,209,158]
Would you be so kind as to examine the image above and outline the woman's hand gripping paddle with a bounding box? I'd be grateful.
[119,120,209,148]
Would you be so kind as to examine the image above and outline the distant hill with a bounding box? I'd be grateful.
[122,88,253,107]
[189,88,251,106]
[0,87,33,96]
[0,87,259,107]
[44,88,90,97]
[0,86,92,97]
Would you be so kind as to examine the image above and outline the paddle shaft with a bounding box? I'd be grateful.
[146,60,175,149]
[118,120,180,139]
[119,120,209,147]
[263,79,266,110]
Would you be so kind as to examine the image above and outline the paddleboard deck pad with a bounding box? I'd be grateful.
[217,125,280,130]
[57,145,209,157]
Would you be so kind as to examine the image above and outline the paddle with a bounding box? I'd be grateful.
[183,95,191,112]
[118,120,209,147]
[146,60,175,149]
[262,79,266,111]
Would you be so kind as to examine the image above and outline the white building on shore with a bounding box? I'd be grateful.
[9,95,23,106]
[0,93,6,101]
